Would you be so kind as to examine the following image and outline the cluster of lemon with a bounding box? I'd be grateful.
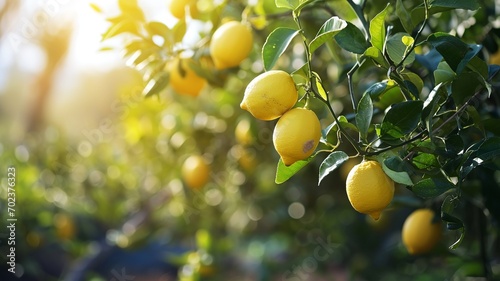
[167,0,253,97]
[240,70,321,166]
[170,0,442,257]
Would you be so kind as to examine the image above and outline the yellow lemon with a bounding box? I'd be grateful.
[54,213,75,240]
[241,70,298,121]
[340,158,361,181]
[402,208,442,255]
[490,50,500,65]
[346,160,395,220]
[168,58,207,97]
[235,118,254,145]
[273,108,321,166]
[168,0,197,19]
[182,155,210,189]
[210,21,253,69]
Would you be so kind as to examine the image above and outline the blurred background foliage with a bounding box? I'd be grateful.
[0,0,499,280]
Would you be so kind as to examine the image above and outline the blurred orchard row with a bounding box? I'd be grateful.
[0,0,500,280]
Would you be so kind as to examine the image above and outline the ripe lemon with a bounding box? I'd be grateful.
[168,58,207,97]
[402,208,442,255]
[54,213,75,240]
[490,50,500,65]
[273,108,321,166]
[235,118,254,145]
[168,0,197,19]
[182,155,210,189]
[240,70,298,121]
[346,160,395,220]
[210,21,253,69]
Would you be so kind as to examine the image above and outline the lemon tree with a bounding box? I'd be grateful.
[91,0,500,279]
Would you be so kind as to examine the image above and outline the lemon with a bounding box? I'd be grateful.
[273,108,321,166]
[340,158,361,181]
[346,160,395,220]
[168,0,197,19]
[54,213,75,240]
[240,70,298,121]
[402,208,442,255]
[490,50,500,65]
[168,58,207,97]
[182,155,210,189]
[235,118,254,145]
[210,21,253,69]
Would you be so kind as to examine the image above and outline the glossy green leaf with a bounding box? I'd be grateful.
[434,61,456,85]
[412,152,438,170]
[89,3,102,13]
[460,137,500,180]
[143,72,169,97]
[363,46,389,68]
[147,21,169,38]
[422,83,446,132]
[276,154,316,184]
[365,81,389,99]
[318,151,349,185]
[275,0,299,9]
[335,22,370,54]
[309,17,347,54]
[428,33,482,75]
[451,71,481,105]
[356,93,373,141]
[383,156,413,186]
[369,4,390,52]
[386,32,415,66]
[412,177,455,198]
[396,0,413,33]
[381,101,423,140]
[312,73,328,101]
[262,27,299,71]
[429,0,479,10]
[102,20,141,41]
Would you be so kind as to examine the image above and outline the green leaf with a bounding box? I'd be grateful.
[427,33,482,75]
[365,81,389,99]
[89,3,102,13]
[147,21,170,38]
[451,71,481,105]
[143,72,169,97]
[467,56,488,79]
[318,151,349,185]
[422,83,446,132]
[356,93,373,141]
[386,32,415,66]
[102,20,141,41]
[380,101,423,141]
[383,156,413,186]
[396,0,413,33]
[172,19,187,43]
[309,17,347,54]
[275,154,315,184]
[262,27,299,71]
[275,0,299,9]
[411,0,479,26]
[400,71,424,95]
[369,4,390,52]
[429,0,479,10]
[335,22,369,54]
[412,177,455,198]
[312,73,328,101]
[461,137,500,179]
[434,61,456,85]
[412,152,438,170]
[363,46,389,68]
[118,0,145,21]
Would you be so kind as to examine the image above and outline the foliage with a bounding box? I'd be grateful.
[95,0,500,279]
[2,0,500,280]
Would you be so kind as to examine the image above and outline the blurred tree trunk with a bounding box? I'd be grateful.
[27,20,72,132]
